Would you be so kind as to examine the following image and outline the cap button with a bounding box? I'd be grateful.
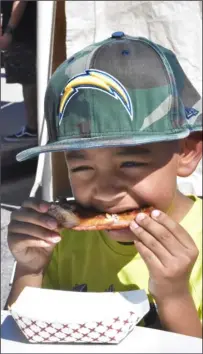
[111,31,125,39]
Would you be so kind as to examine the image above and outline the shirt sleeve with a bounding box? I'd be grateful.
[42,245,60,290]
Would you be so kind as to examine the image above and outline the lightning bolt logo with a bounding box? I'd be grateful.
[58,69,133,125]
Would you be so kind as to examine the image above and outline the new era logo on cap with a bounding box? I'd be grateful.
[185,107,199,120]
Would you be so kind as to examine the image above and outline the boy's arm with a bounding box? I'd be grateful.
[6,198,61,309]
[5,264,43,309]
[157,293,202,338]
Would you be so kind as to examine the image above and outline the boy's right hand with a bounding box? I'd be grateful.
[7,198,61,274]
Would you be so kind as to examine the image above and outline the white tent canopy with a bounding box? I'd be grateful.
[65,1,202,94]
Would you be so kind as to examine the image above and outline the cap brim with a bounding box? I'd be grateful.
[16,130,191,162]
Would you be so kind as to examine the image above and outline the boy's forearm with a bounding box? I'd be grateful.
[5,264,43,309]
[156,292,202,338]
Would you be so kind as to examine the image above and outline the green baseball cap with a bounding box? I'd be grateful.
[17,33,202,162]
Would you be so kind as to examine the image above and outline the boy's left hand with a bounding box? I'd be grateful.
[130,210,199,302]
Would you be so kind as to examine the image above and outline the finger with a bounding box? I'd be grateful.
[8,233,55,254]
[11,209,58,230]
[22,198,50,213]
[133,213,184,257]
[133,237,163,271]
[8,221,61,244]
[130,221,173,266]
[150,210,196,249]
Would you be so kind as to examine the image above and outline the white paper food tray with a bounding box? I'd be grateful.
[10,287,149,344]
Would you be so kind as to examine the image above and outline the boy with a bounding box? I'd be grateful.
[7,33,202,337]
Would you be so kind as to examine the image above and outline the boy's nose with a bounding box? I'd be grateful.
[91,176,127,210]
[92,192,127,210]
[92,182,126,210]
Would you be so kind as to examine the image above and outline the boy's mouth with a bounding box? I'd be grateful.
[102,205,150,215]
[56,197,150,215]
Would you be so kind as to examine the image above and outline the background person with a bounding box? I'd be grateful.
[0,0,37,141]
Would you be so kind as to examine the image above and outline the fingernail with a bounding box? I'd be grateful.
[50,237,61,243]
[151,210,161,218]
[136,213,146,222]
[130,221,139,230]
[47,220,57,229]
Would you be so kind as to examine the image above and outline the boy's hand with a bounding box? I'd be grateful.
[130,210,199,302]
[7,198,61,274]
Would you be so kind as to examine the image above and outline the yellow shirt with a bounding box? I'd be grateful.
[43,196,202,321]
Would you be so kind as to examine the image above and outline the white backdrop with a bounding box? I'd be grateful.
[65,0,202,196]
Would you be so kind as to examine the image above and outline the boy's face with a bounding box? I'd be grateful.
[65,141,181,241]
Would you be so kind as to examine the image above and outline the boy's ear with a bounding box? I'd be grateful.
[177,132,202,177]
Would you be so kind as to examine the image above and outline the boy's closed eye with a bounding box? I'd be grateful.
[70,161,147,173]
[120,161,147,168]
[70,166,93,173]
